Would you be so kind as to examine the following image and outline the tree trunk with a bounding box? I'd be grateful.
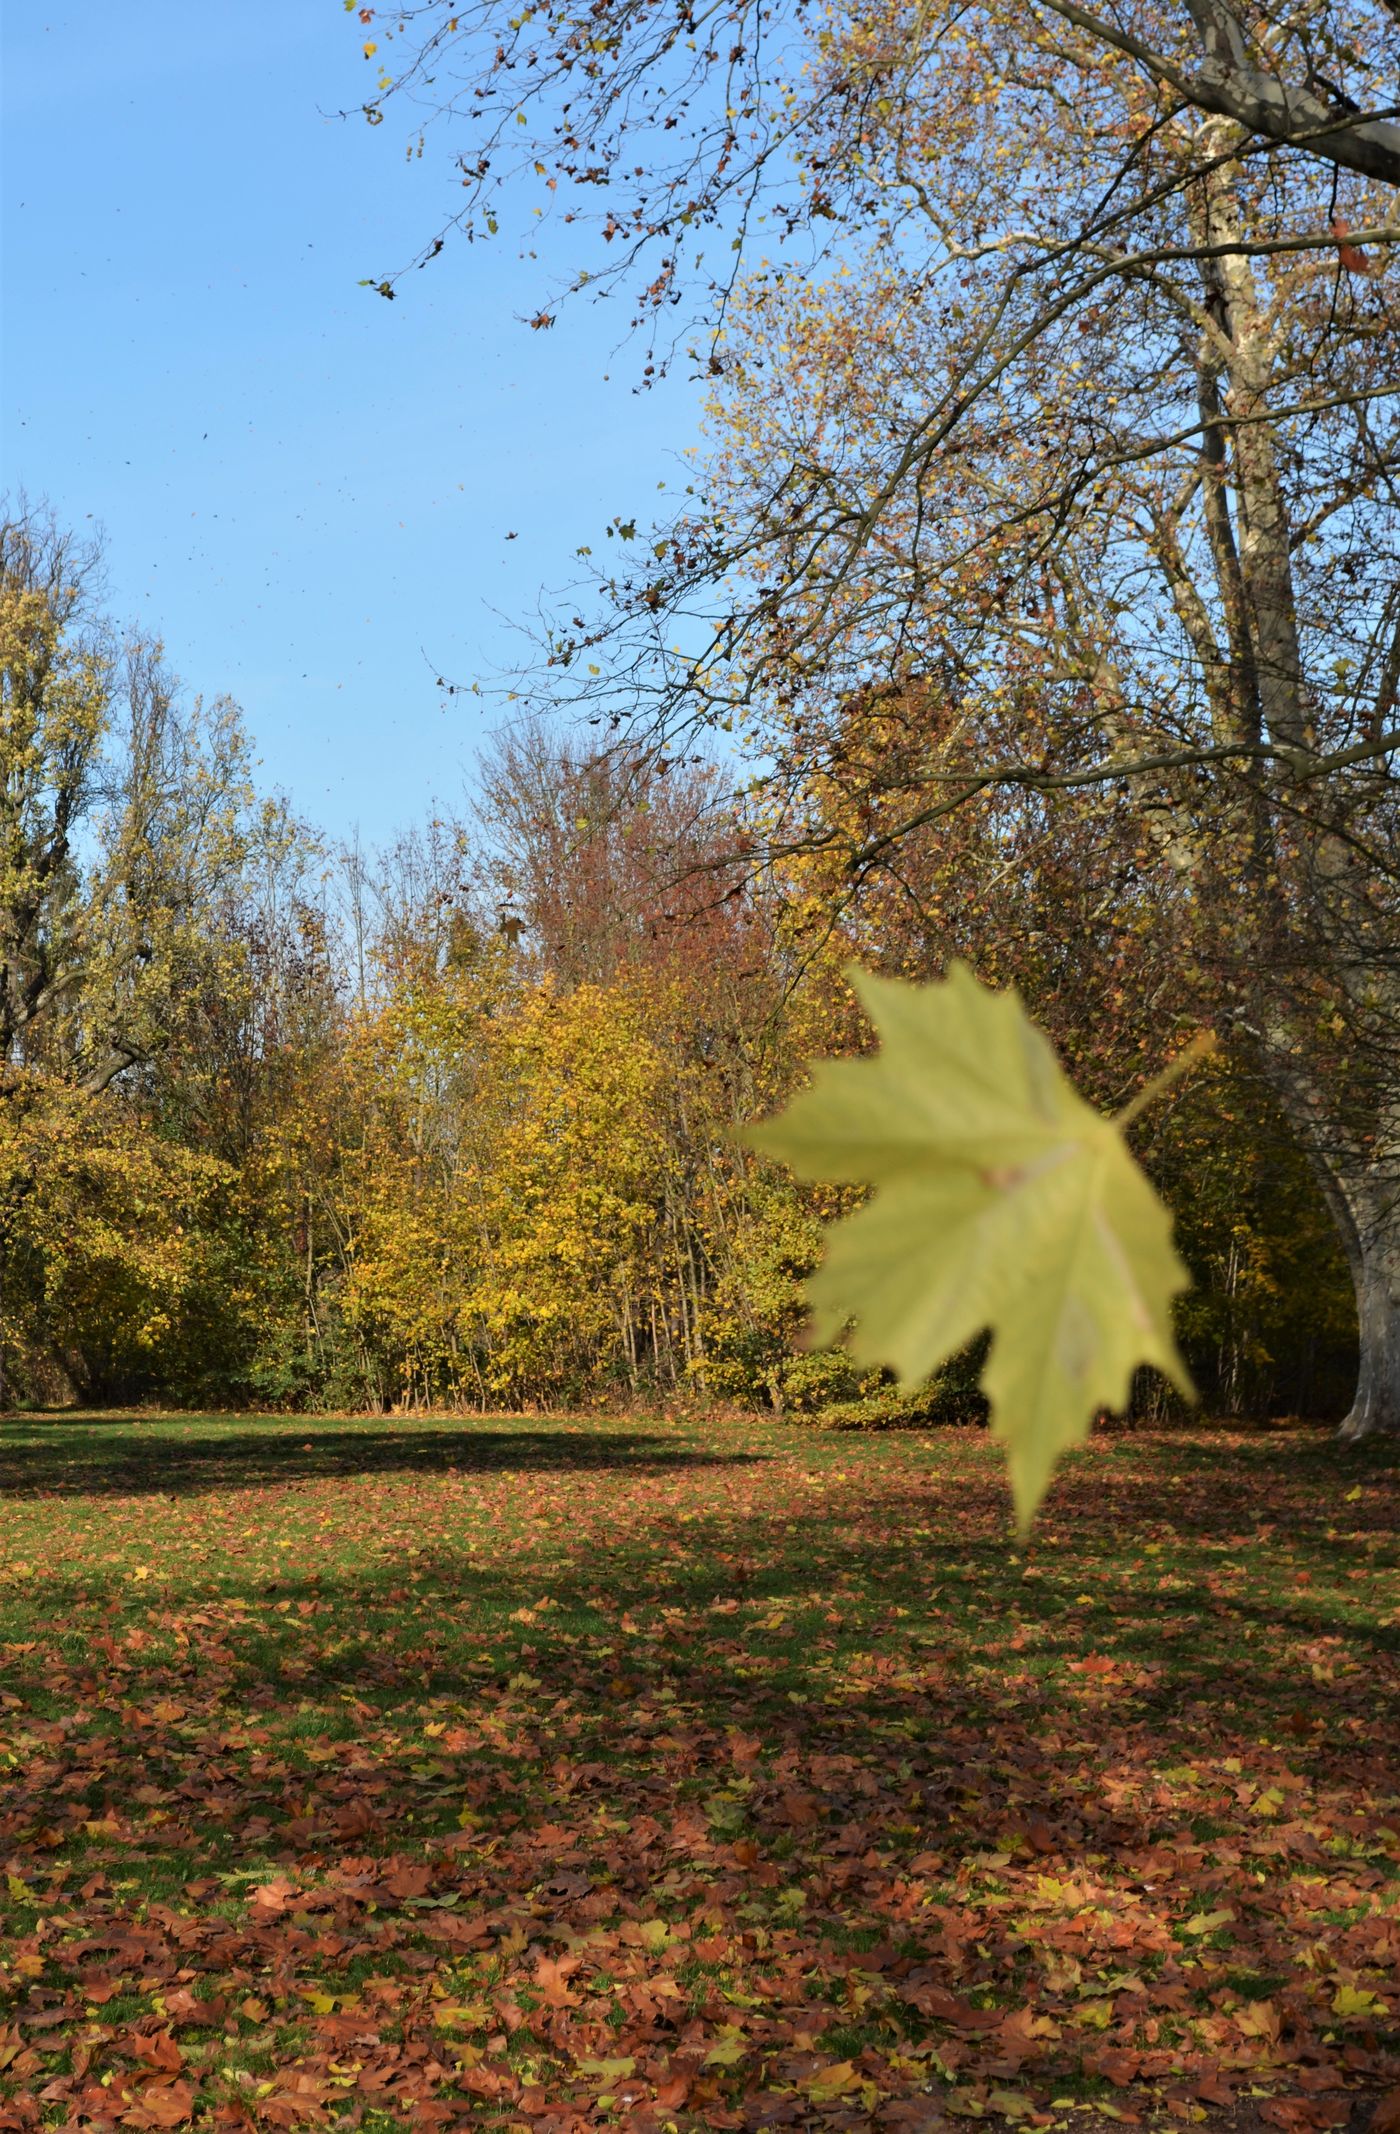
[1337,1209,1400,1443]
[1258,1050,1400,1441]
[1307,1146,1400,1441]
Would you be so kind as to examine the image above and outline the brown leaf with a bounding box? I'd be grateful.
[249,1877,296,1915]
[1332,218,1373,274]
[127,2032,185,2073]
[533,1955,580,2007]
[1369,2093,1400,2134]
[904,1984,1003,2031]
[121,2079,195,2129]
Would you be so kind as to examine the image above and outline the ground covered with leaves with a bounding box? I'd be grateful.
[0,1414,1396,2134]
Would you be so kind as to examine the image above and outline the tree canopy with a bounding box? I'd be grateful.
[347,0,1400,1437]
[0,503,1361,1441]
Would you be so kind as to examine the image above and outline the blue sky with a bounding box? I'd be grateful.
[1,2,700,841]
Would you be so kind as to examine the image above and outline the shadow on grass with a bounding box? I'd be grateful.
[1,1418,1395,2130]
[1,1507,1392,1909]
[0,1419,766,1498]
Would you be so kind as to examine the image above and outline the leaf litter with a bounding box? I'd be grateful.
[0,1411,1396,2132]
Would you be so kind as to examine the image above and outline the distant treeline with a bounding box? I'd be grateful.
[0,507,1355,1419]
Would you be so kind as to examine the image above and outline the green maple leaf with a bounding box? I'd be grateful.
[751,963,1193,1529]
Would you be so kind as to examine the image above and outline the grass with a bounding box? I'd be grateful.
[0,1410,1396,2132]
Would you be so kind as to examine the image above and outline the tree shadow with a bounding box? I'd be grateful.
[1,1446,1395,2121]
[0,1418,766,1498]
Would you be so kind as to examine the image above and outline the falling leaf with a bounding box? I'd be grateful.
[752,963,1192,1527]
[1331,216,1372,273]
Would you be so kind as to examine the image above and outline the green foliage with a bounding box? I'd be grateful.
[1147,1067,1357,1420]
[810,1340,991,1429]
[694,1178,865,1412]
[0,1075,237,1403]
[752,964,1193,1526]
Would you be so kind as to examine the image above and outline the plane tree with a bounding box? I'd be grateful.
[355,0,1400,1436]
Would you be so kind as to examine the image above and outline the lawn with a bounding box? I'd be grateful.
[0,1412,1396,2134]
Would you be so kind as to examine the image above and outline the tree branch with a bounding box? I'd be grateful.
[1034,0,1400,185]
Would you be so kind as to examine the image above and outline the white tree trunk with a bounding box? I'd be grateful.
[1309,1145,1400,1441]
[1261,1054,1400,1442]
[1337,1202,1400,1442]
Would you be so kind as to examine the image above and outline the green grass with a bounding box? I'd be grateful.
[0,1411,1396,2129]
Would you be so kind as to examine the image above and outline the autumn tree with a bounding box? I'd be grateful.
[1032,0,1400,186]
[688,30,1400,1437]
[1,504,269,1404]
[0,1074,235,1404]
[1,506,108,1077]
[357,0,1400,1439]
[349,0,1400,303]
[475,717,766,990]
[2,503,258,1094]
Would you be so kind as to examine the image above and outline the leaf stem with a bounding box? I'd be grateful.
[1114,1031,1219,1131]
